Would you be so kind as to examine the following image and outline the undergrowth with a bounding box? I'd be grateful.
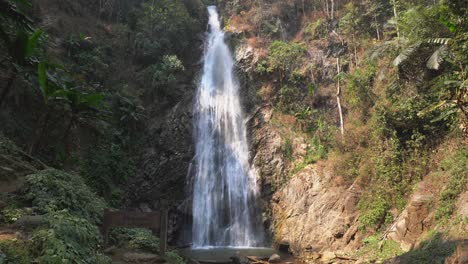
[435,148,468,222]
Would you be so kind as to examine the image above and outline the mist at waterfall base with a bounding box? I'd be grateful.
[190,6,265,249]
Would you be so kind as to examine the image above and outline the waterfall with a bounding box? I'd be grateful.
[191,6,263,248]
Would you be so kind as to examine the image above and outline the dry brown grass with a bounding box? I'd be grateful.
[227,14,254,33]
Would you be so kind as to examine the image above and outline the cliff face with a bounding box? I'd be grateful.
[226,1,467,261]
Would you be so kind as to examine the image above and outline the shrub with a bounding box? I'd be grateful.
[282,138,293,161]
[31,210,111,264]
[166,251,186,264]
[276,85,305,114]
[0,239,32,264]
[81,143,136,205]
[357,234,403,261]
[137,54,185,100]
[266,41,306,83]
[343,62,377,114]
[134,0,199,63]
[290,135,329,175]
[22,169,106,223]
[304,18,328,40]
[399,5,452,42]
[358,192,392,230]
[1,207,29,223]
[109,228,160,252]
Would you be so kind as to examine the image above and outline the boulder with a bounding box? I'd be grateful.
[268,253,281,263]
[321,251,336,263]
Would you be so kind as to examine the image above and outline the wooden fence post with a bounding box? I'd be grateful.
[159,208,168,256]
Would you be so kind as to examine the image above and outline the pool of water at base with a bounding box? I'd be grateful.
[178,247,291,263]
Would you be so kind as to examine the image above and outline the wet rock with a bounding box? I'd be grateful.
[230,256,242,264]
[123,252,165,263]
[268,253,281,263]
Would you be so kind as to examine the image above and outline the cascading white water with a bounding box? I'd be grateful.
[192,6,263,248]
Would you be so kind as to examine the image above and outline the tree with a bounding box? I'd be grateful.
[60,89,104,151]
[0,0,42,107]
[134,0,199,65]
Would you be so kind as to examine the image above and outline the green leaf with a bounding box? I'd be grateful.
[83,93,105,107]
[417,100,447,117]
[38,61,47,95]
[25,29,43,57]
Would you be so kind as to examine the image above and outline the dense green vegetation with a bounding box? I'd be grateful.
[0,0,204,262]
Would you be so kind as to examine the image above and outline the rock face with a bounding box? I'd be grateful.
[250,107,285,194]
[445,240,468,264]
[234,38,363,254]
[129,92,195,204]
[270,165,361,254]
[386,183,434,251]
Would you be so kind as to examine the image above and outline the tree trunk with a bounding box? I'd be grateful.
[352,33,358,67]
[392,0,400,39]
[336,58,344,137]
[28,110,50,155]
[62,115,76,158]
[62,115,75,146]
[302,0,306,18]
[375,16,381,40]
[324,0,329,18]
[0,68,18,108]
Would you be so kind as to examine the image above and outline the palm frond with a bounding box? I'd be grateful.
[427,38,451,45]
[368,41,396,61]
[393,42,421,66]
[426,45,449,70]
